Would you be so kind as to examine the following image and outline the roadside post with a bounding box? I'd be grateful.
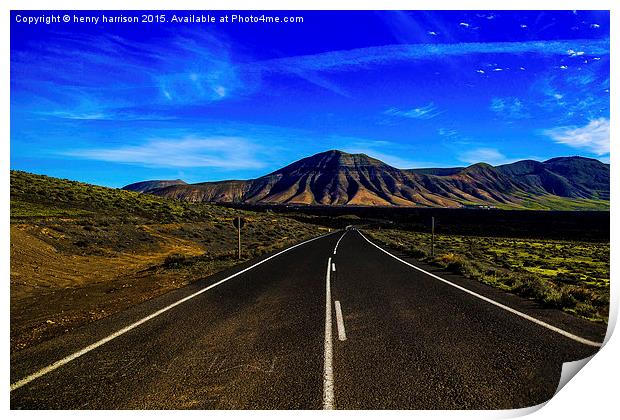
[233,216,246,260]
[431,216,435,257]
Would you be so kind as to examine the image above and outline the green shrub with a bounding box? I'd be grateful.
[163,253,189,269]
[409,248,426,259]
[567,286,595,302]
[575,302,596,318]
[433,253,470,276]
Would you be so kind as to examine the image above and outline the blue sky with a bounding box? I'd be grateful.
[11,10,610,187]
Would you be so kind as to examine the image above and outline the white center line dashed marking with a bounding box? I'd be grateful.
[10,232,338,392]
[323,257,334,410]
[333,230,347,255]
[322,230,347,409]
[334,301,347,341]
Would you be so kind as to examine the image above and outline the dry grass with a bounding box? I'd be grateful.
[10,171,327,352]
[365,228,609,323]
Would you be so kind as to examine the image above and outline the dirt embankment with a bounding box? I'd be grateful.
[10,217,324,353]
[10,171,326,353]
[10,223,206,352]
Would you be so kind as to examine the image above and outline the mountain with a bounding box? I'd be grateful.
[122,179,187,193]
[123,151,609,210]
[494,157,609,200]
[406,167,464,176]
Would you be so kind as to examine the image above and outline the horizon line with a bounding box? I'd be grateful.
[10,152,608,189]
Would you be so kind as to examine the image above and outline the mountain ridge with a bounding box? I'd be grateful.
[122,179,187,194]
[123,151,609,210]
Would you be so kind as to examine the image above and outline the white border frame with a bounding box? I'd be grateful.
[2,1,616,419]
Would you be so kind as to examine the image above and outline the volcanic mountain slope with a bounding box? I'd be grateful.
[123,150,609,209]
[495,157,610,200]
[122,179,187,193]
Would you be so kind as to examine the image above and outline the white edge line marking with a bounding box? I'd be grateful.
[334,301,347,341]
[10,231,338,392]
[323,257,334,410]
[332,230,347,255]
[357,230,602,348]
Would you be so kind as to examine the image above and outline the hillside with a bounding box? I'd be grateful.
[121,179,187,193]
[10,170,325,351]
[11,170,218,222]
[124,151,610,210]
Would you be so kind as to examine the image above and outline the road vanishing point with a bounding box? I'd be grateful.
[10,228,606,409]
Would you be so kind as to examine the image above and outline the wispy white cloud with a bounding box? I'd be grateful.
[384,103,442,120]
[543,118,609,155]
[62,136,267,169]
[257,38,609,74]
[567,72,596,86]
[458,148,508,165]
[438,128,458,138]
[476,13,495,20]
[38,109,176,121]
[285,69,351,97]
[376,11,435,45]
[12,29,248,118]
[43,111,107,120]
[156,61,242,104]
[437,127,476,147]
[490,97,529,119]
[14,28,610,117]
[535,72,608,122]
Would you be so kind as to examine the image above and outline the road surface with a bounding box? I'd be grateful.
[10,229,606,409]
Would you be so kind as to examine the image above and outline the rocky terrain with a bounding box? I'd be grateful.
[124,150,609,210]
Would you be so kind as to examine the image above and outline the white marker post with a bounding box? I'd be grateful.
[233,216,246,260]
[431,216,435,257]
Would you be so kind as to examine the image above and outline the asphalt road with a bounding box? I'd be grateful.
[10,228,607,409]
